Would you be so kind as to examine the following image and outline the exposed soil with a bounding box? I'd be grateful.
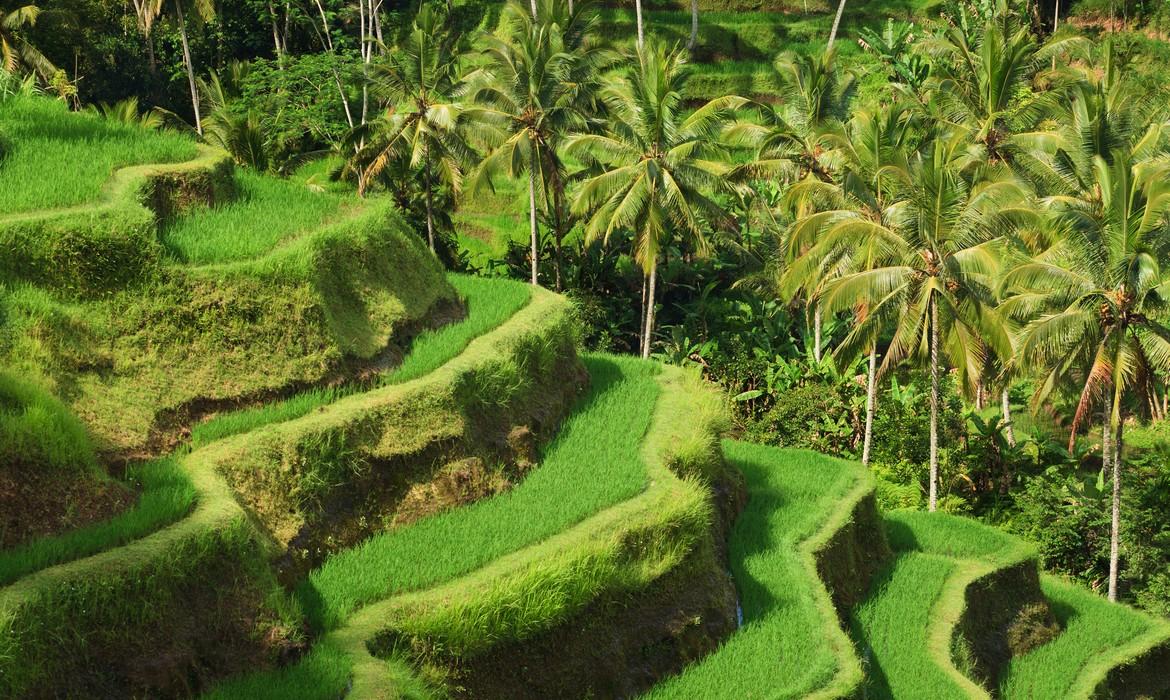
[0,466,135,549]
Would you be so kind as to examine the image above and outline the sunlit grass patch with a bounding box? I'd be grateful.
[189,274,531,447]
[160,170,353,264]
[646,443,861,698]
[0,96,197,215]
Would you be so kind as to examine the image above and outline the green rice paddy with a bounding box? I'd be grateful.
[646,443,859,698]
[160,169,354,264]
[0,96,197,215]
[301,353,660,630]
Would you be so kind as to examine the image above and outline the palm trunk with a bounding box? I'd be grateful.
[642,260,657,359]
[424,164,436,253]
[1002,387,1015,447]
[635,0,645,51]
[929,295,940,512]
[688,0,699,56]
[813,304,823,362]
[174,0,202,135]
[1108,387,1123,602]
[862,347,877,467]
[639,274,648,354]
[268,0,284,61]
[530,0,538,18]
[528,159,539,286]
[827,0,847,51]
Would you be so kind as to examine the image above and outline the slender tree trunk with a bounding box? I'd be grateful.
[813,304,823,362]
[569,0,574,13]
[863,347,878,468]
[314,0,356,129]
[827,0,847,51]
[424,164,436,253]
[642,260,657,359]
[1108,388,1123,602]
[268,0,284,61]
[531,0,538,19]
[528,159,539,286]
[929,295,940,512]
[635,0,645,51]
[639,274,648,354]
[688,0,699,56]
[174,0,203,135]
[1103,403,1112,481]
[1002,387,1016,447]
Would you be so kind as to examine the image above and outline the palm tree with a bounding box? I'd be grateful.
[729,48,855,361]
[567,40,743,358]
[1,4,55,81]
[134,0,215,135]
[1002,65,1170,599]
[784,101,919,467]
[819,130,1020,511]
[347,6,476,253]
[468,0,608,285]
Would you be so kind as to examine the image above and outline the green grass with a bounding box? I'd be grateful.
[0,96,197,215]
[0,371,99,475]
[300,353,660,630]
[189,274,532,447]
[852,552,972,700]
[202,641,353,700]
[1000,576,1168,699]
[646,443,861,698]
[160,169,353,264]
[0,456,196,586]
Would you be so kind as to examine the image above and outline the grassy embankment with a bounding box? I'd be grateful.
[207,355,730,698]
[647,443,887,699]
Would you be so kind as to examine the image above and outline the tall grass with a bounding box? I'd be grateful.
[0,456,196,585]
[1000,576,1168,698]
[0,96,197,215]
[301,354,660,630]
[160,169,351,264]
[646,443,858,698]
[189,274,531,446]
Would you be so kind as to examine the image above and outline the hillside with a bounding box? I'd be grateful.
[5,0,1170,696]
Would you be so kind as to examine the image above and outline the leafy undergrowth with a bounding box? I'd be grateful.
[646,443,864,698]
[160,169,356,264]
[300,354,659,630]
[1001,576,1170,699]
[0,96,197,215]
[190,273,532,447]
[0,456,195,586]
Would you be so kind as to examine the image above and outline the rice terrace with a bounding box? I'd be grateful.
[3,0,1170,696]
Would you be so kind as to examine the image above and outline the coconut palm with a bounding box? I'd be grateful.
[133,0,216,135]
[346,6,477,253]
[567,40,744,358]
[467,0,610,285]
[784,101,919,467]
[1003,108,1170,601]
[0,4,55,81]
[728,48,855,361]
[827,0,847,51]
[818,129,1021,511]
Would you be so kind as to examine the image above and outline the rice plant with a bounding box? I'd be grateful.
[160,169,352,264]
[0,96,197,215]
[301,354,660,630]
